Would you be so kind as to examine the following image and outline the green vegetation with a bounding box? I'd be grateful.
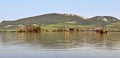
[41,23,94,32]
[87,16,119,26]
[106,22,120,31]
[0,13,86,27]
[0,13,120,32]
[0,26,17,32]
[0,13,119,27]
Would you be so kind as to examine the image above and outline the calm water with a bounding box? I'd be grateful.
[0,32,120,58]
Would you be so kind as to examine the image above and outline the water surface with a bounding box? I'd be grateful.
[0,32,120,58]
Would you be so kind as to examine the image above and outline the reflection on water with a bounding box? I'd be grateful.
[0,32,120,50]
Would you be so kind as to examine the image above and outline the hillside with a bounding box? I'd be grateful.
[0,13,120,28]
[87,16,120,26]
[0,13,86,27]
[106,22,120,31]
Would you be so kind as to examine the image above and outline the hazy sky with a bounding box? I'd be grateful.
[0,0,120,22]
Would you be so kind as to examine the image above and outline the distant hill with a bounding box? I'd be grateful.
[0,13,87,27]
[0,13,119,28]
[86,16,120,26]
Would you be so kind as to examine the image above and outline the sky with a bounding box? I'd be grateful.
[0,0,120,22]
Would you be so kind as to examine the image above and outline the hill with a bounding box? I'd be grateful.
[86,16,120,26]
[0,13,119,28]
[0,13,86,27]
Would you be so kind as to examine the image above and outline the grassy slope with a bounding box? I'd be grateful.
[106,22,120,31]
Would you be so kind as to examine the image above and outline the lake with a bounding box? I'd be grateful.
[0,32,120,58]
